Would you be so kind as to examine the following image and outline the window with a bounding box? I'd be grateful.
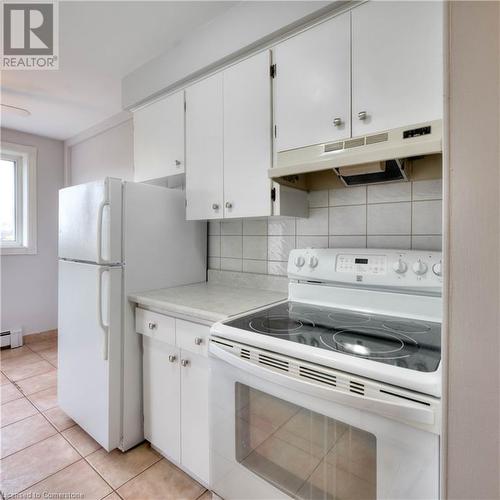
[0,142,37,254]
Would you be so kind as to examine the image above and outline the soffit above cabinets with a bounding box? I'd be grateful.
[122,1,344,110]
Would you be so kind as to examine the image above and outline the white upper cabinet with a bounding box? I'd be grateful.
[185,74,224,220]
[274,12,351,152]
[223,51,272,218]
[185,51,284,221]
[133,91,185,182]
[351,1,443,136]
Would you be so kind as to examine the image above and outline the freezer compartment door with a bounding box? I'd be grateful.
[59,177,122,264]
[58,260,122,451]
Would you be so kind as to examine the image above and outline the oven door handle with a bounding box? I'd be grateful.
[210,343,436,428]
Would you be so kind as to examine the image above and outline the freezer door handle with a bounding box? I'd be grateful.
[98,267,110,360]
[97,201,110,264]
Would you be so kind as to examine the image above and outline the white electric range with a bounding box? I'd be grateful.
[209,248,443,500]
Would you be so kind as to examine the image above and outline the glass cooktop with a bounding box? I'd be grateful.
[225,301,441,372]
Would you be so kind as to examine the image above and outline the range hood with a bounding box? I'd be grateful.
[270,120,442,185]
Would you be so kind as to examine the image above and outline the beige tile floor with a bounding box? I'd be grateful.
[0,332,210,500]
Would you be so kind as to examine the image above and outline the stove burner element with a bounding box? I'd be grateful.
[328,311,371,325]
[320,328,419,359]
[249,315,315,335]
[224,301,441,373]
[383,320,431,334]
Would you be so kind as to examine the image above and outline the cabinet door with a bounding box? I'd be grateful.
[274,12,351,152]
[185,74,224,220]
[142,337,180,462]
[133,91,185,182]
[180,350,209,484]
[223,51,272,219]
[352,1,443,136]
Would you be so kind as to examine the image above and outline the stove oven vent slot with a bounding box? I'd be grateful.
[349,381,365,395]
[299,366,337,387]
[258,354,289,372]
[240,348,251,360]
[379,389,431,407]
[211,339,234,349]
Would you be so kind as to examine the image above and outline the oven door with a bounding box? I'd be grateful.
[209,342,439,500]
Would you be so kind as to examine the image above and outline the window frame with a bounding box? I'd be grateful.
[0,142,37,255]
[0,153,22,248]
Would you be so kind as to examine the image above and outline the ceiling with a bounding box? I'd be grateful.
[0,1,237,141]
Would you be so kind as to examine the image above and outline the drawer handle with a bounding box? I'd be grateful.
[181,359,189,367]
[194,337,203,346]
[148,322,157,330]
[168,355,177,363]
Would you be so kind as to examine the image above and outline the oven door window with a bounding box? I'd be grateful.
[235,383,376,499]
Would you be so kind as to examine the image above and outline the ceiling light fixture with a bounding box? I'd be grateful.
[1,104,31,117]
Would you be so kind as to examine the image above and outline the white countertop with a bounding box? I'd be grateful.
[129,281,287,324]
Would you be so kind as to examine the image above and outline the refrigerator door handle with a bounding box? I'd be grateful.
[98,267,110,360]
[97,201,110,264]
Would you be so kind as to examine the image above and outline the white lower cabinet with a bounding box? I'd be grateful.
[138,308,210,485]
[180,351,209,483]
[143,338,181,462]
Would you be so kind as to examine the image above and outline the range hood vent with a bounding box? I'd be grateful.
[335,158,408,186]
[270,120,442,183]
[325,131,391,154]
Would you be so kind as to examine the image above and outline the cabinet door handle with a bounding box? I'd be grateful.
[181,359,189,367]
[358,111,367,121]
[194,337,203,345]
[225,201,233,209]
[333,117,342,126]
[175,160,181,167]
[212,203,219,210]
[168,355,177,363]
[148,322,157,330]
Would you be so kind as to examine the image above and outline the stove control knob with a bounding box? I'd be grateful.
[432,261,443,277]
[294,255,305,268]
[309,256,319,268]
[412,259,428,275]
[392,258,408,274]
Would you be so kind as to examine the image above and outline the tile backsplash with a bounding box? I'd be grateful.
[208,179,443,277]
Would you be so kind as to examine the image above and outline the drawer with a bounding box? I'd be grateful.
[176,319,209,356]
[136,308,175,344]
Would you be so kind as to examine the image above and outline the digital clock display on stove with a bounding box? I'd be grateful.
[336,254,387,275]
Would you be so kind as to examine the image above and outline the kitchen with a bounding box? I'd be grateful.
[0,1,498,500]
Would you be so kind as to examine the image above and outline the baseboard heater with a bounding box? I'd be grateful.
[0,329,23,349]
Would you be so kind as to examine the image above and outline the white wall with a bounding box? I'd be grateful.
[0,128,64,335]
[122,1,332,108]
[445,2,499,498]
[67,114,133,186]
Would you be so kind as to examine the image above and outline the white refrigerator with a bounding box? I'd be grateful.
[58,177,206,452]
